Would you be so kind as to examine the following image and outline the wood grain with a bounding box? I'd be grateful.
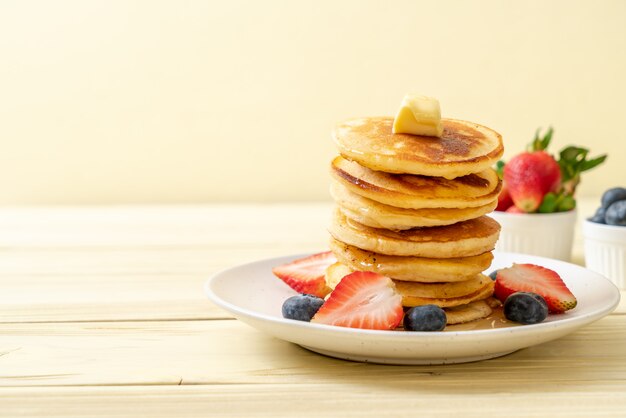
[0,202,624,417]
[0,204,331,323]
[1,384,625,418]
[1,317,625,388]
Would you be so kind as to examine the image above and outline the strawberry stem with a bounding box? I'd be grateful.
[528,127,553,152]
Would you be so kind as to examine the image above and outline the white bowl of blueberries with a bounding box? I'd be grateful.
[584,187,626,288]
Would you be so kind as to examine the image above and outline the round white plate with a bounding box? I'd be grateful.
[205,252,620,365]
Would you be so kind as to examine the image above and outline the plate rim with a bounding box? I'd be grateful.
[205,251,621,340]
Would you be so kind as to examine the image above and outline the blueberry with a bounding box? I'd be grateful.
[601,187,626,209]
[605,200,626,226]
[403,305,447,331]
[588,206,607,224]
[488,270,499,281]
[281,294,324,322]
[503,292,548,325]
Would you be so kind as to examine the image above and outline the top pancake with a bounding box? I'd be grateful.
[333,117,503,179]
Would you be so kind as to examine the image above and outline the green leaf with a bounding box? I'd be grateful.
[540,127,554,150]
[529,128,541,152]
[560,146,588,163]
[557,195,576,212]
[530,127,554,151]
[495,160,505,179]
[580,154,607,172]
[538,192,558,213]
[558,159,576,182]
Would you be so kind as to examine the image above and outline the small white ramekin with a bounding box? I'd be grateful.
[489,210,577,261]
[583,220,626,289]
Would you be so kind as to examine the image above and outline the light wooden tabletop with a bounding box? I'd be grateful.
[1,202,625,417]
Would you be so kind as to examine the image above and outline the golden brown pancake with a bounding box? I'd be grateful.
[443,300,493,325]
[397,278,494,307]
[329,209,501,258]
[331,181,498,229]
[329,237,493,282]
[325,262,495,309]
[333,117,503,179]
[330,156,501,210]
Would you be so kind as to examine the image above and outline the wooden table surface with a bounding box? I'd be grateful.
[1,202,625,417]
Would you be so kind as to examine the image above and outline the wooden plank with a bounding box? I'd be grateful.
[0,247,319,276]
[0,384,625,418]
[0,300,227,323]
[0,204,332,248]
[0,247,326,323]
[1,317,625,388]
[0,249,623,323]
[0,205,331,323]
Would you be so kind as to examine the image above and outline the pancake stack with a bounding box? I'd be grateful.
[326,117,504,325]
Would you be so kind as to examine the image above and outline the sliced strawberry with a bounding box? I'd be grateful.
[311,271,403,330]
[496,182,514,211]
[272,251,335,298]
[495,264,577,313]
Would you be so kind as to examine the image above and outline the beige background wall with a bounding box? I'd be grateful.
[1,0,624,205]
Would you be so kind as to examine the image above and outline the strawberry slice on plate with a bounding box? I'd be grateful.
[272,251,336,298]
[495,263,577,313]
[312,271,403,330]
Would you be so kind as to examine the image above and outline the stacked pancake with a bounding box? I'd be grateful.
[326,117,504,325]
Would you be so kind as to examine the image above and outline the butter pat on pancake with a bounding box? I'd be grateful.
[333,117,503,179]
[330,156,501,209]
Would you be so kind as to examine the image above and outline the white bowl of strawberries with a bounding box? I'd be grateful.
[491,128,606,262]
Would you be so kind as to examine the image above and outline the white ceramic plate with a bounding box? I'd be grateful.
[205,252,620,365]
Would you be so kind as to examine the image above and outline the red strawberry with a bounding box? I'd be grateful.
[272,251,335,298]
[504,151,561,212]
[495,264,577,313]
[312,271,403,330]
[496,182,514,211]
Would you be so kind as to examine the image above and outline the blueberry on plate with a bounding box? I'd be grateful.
[282,294,325,322]
[403,304,447,331]
[588,206,607,224]
[488,270,499,281]
[605,200,626,226]
[601,187,626,209]
[503,292,548,325]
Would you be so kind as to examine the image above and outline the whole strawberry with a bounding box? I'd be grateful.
[504,151,561,212]
[500,127,605,213]
[504,128,562,213]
